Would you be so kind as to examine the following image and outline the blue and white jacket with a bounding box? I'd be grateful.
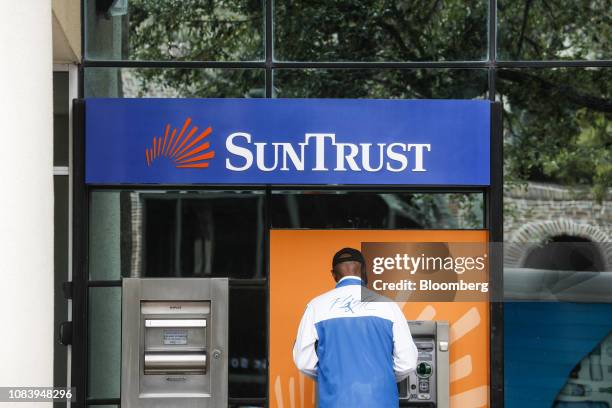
[293,276,418,407]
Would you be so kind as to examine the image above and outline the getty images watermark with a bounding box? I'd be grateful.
[360,241,612,303]
[362,242,490,302]
[0,387,76,402]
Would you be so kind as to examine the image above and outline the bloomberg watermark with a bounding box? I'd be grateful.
[362,242,490,302]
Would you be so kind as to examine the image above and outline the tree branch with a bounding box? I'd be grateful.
[498,70,612,113]
[516,0,533,57]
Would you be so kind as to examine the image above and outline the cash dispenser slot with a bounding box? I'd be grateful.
[143,317,208,375]
[144,351,207,374]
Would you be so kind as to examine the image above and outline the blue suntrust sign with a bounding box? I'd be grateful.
[85,98,490,185]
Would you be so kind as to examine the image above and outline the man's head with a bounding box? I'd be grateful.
[331,247,366,283]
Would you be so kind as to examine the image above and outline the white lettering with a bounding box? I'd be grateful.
[255,143,280,171]
[360,143,385,172]
[407,144,430,172]
[385,143,408,172]
[305,133,335,171]
[334,143,361,171]
[372,257,385,274]
[225,133,432,174]
[279,142,306,171]
[226,132,253,171]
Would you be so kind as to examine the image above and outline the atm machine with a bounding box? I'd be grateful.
[399,320,450,407]
[121,278,228,408]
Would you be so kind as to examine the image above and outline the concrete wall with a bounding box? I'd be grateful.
[0,1,54,406]
[52,0,81,63]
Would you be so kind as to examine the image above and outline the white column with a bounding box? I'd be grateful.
[0,0,54,405]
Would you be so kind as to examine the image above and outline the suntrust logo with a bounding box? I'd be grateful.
[146,120,432,173]
[145,117,215,169]
[225,133,431,173]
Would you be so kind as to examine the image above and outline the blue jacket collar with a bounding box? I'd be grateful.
[335,276,363,288]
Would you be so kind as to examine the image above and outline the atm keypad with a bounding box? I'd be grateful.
[399,338,436,404]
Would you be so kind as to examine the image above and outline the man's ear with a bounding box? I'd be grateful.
[331,269,339,282]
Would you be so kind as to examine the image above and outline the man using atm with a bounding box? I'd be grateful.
[293,248,418,407]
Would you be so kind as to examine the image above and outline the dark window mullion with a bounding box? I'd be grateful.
[265,0,273,98]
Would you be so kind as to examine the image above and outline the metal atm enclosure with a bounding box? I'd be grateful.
[399,320,450,407]
[121,278,228,408]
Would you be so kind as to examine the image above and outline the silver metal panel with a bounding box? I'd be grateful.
[400,320,449,408]
[436,321,450,408]
[121,278,228,408]
[141,301,211,315]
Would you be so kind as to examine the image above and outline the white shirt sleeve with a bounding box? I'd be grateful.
[292,303,319,379]
[391,304,418,382]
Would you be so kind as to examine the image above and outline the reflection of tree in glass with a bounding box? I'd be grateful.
[274,69,488,99]
[499,68,611,202]
[499,0,610,60]
[121,68,265,98]
[123,0,264,97]
[128,0,263,61]
[274,0,488,61]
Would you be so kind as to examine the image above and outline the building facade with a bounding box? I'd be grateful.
[1,1,610,407]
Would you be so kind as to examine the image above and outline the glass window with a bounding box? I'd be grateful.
[53,71,70,396]
[498,0,611,60]
[505,302,612,407]
[85,0,264,61]
[502,67,611,299]
[88,287,121,399]
[89,190,265,280]
[500,68,611,226]
[53,72,69,166]
[271,191,485,229]
[274,0,488,61]
[89,191,122,281]
[84,68,265,98]
[502,68,612,407]
[273,69,488,99]
[228,286,267,398]
[142,192,265,278]
[53,176,69,391]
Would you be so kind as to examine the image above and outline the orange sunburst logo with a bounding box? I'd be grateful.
[145,117,215,169]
